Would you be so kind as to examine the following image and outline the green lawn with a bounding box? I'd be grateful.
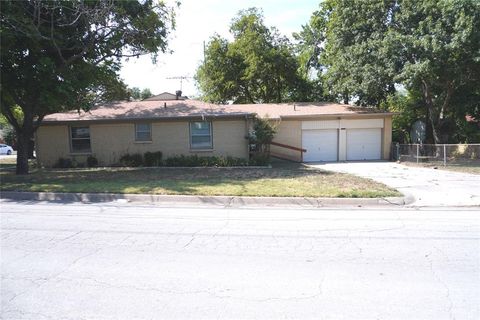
[0,160,400,198]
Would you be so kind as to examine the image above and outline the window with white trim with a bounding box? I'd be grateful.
[70,126,91,153]
[135,123,152,141]
[190,121,212,149]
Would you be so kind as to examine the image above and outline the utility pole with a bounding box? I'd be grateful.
[203,40,206,64]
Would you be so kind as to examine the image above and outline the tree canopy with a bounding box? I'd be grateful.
[129,87,154,100]
[296,0,480,143]
[196,8,312,104]
[0,0,176,174]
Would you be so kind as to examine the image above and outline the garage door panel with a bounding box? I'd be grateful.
[346,129,381,160]
[302,129,338,162]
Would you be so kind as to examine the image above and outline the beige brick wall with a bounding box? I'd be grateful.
[36,119,248,167]
[271,120,303,162]
[36,125,70,167]
[383,116,393,160]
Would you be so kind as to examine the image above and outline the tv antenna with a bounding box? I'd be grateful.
[166,75,192,91]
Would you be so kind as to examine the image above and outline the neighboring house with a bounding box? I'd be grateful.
[36,98,394,167]
[143,91,188,101]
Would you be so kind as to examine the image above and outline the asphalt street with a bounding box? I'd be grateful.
[1,201,479,319]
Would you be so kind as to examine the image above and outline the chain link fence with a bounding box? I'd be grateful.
[392,143,480,167]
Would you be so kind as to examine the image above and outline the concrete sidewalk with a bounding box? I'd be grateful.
[311,162,480,207]
[0,191,410,208]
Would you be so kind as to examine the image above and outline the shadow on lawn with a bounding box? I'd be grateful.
[0,159,339,203]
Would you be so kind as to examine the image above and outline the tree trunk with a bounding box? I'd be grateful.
[28,134,35,159]
[421,80,441,144]
[15,130,30,175]
[424,106,434,144]
[343,91,349,104]
[426,104,441,144]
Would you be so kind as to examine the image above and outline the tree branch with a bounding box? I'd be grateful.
[440,80,455,119]
[1,105,21,132]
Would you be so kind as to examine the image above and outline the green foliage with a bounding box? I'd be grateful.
[381,91,425,143]
[140,88,154,100]
[196,8,311,103]
[319,0,398,106]
[164,155,250,167]
[144,151,163,167]
[305,0,480,143]
[129,87,142,100]
[120,153,144,167]
[293,5,329,77]
[0,114,9,130]
[249,117,277,146]
[87,156,99,168]
[0,0,176,174]
[248,117,277,163]
[55,158,73,169]
[128,87,154,101]
[453,119,480,143]
[3,127,16,147]
[248,153,271,166]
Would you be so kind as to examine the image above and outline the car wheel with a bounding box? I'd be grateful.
[7,150,12,155]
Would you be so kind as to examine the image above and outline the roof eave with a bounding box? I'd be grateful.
[40,113,255,126]
[278,112,397,120]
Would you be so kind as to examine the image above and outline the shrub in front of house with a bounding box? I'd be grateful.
[144,151,163,167]
[53,157,87,168]
[248,153,270,166]
[87,155,99,167]
[55,157,73,168]
[164,155,250,167]
[119,153,143,167]
[164,155,200,167]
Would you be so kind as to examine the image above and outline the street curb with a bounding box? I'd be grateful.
[0,191,411,208]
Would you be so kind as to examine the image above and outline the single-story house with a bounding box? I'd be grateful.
[36,98,394,167]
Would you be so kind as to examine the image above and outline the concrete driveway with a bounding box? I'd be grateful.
[310,161,480,207]
[0,154,16,160]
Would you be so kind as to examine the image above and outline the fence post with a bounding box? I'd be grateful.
[443,144,446,166]
[416,144,419,164]
[396,143,400,161]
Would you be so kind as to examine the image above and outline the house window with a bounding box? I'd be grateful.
[190,121,212,149]
[70,126,91,153]
[135,123,152,141]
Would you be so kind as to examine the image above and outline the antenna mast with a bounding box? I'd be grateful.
[166,75,192,91]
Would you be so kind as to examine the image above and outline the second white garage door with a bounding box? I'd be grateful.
[302,129,338,162]
[346,128,381,160]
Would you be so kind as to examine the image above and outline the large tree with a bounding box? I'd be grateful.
[390,0,480,143]
[196,8,310,104]
[300,0,480,143]
[0,0,175,174]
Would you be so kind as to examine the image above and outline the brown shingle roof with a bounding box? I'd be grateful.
[43,100,251,122]
[230,102,393,119]
[42,100,394,123]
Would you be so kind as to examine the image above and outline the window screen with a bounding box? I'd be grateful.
[71,126,91,153]
[190,121,212,149]
[135,123,152,141]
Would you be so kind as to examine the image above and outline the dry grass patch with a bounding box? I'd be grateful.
[0,161,400,198]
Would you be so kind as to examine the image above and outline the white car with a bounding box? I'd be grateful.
[0,144,14,155]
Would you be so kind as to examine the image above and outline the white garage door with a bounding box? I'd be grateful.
[346,128,381,160]
[302,129,338,162]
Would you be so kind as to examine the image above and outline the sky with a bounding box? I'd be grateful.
[119,0,320,98]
